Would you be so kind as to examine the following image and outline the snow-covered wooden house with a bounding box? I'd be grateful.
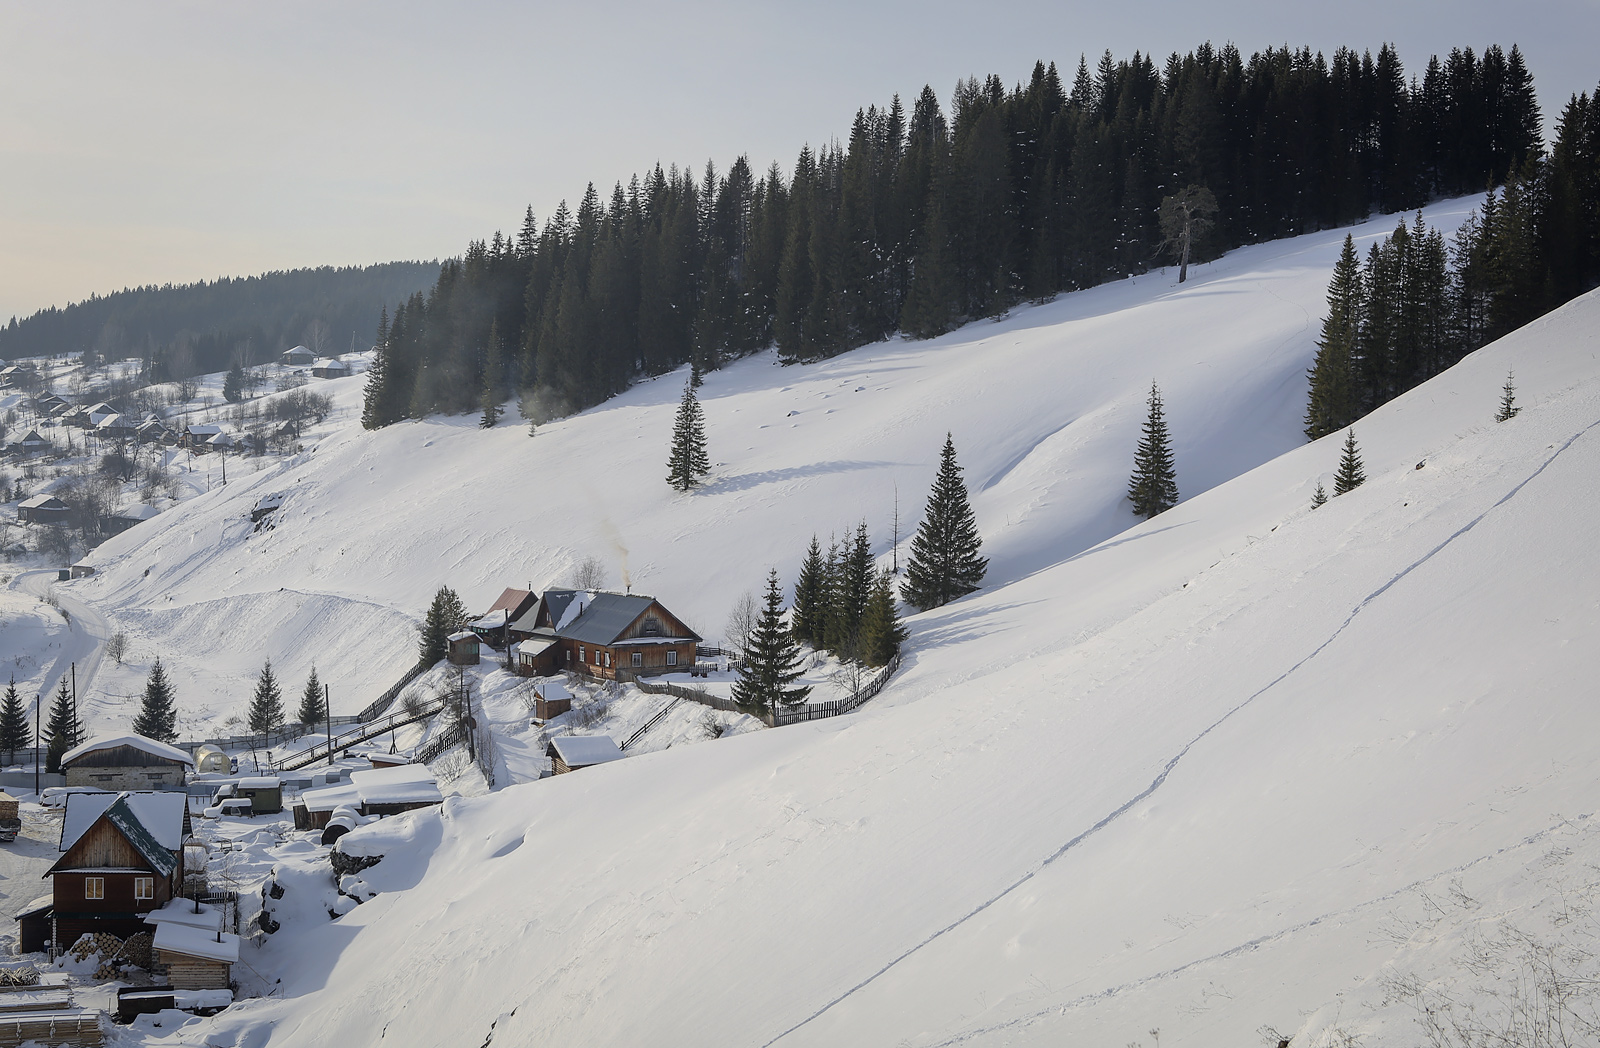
[447,631,480,666]
[144,899,239,989]
[280,345,315,366]
[61,734,194,791]
[17,494,68,525]
[42,791,192,943]
[310,357,350,379]
[547,735,624,774]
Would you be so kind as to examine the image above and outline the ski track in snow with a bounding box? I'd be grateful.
[763,412,1600,1048]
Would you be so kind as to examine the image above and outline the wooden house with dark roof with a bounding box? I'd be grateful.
[510,589,700,680]
[42,792,192,946]
[471,588,538,647]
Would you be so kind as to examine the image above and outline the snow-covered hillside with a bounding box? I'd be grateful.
[134,276,1600,1048]
[73,197,1485,735]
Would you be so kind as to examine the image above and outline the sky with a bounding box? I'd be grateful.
[1,0,1596,325]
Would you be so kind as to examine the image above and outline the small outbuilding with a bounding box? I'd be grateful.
[149,917,239,989]
[193,746,229,775]
[309,358,350,379]
[102,504,161,535]
[348,765,443,817]
[17,494,68,525]
[61,734,194,791]
[280,345,315,366]
[234,777,282,815]
[547,735,625,774]
[447,631,480,666]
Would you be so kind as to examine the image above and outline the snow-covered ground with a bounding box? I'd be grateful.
[66,197,1486,739]
[20,194,1600,1047]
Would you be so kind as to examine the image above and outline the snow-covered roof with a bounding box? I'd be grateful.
[349,765,442,806]
[470,609,509,629]
[186,423,223,436]
[300,782,361,813]
[62,734,194,769]
[153,922,240,964]
[237,776,280,790]
[548,735,625,767]
[18,494,65,510]
[311,358,349,371]
[110,504,161,522]
[557,593,673,646]
[448,630,478,643]
[95,413,129,429]
[143,898,224,931]
[514,637,559,660]
[58,792,188,874]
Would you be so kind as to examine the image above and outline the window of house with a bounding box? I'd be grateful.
[666,650,677,666]
[85,877,104,900]
[631,652,642,667]
[134,877,154,900]
[642,618,661,636]
[579,646,585,663]
[604,652,611,668]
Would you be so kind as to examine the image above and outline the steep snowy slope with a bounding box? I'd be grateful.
[142,281,1600,1048]
[74,198,1483,732]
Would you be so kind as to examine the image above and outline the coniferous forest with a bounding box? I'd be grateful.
[361,42,1564,429]
[0,261,439,382]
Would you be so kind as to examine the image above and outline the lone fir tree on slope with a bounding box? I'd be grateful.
[666,380,711,492]
[133,658,178,744]
[901,433,988,612]
[249,659,285,734]
[730,569,811,715]
[1334,429,1366,495]
[1128,382,1180,519]
[1496,371,1520,422]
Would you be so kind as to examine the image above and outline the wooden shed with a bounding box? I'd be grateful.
[16,495,68,525]
[547,735,624,774]
[61,735,193,791]
[152,922,238,989]
[447,631,480,666]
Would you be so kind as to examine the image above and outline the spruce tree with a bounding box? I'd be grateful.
[45,678,84,772]
[730,569,811,714]
[248,659,284,734]
[133,658,178,743]
[1333,429,1367,495]
[1311,482,1328,508]
[361,306,392,431]
[1128,383,1180,518]
[666,379,711,491]
[1305,235,1364,440]
[222,363,245,404]
[480,321,504,428]
[1496,370,1520,421]
[858,570,908,668]
[297,666,327,726]
[901,433,988,611]
[791,536,824,646]
[0,678,31,764]
[419,586,468,667]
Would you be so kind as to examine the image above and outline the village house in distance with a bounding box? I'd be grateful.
[476,588,702,680]
[60,735,194,791]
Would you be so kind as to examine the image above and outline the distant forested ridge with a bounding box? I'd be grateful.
[0,261,440,381]
[363,42,1549,429]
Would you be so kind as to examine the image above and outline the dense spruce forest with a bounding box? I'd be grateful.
[362,42,1558,429]
[0,261,439,382]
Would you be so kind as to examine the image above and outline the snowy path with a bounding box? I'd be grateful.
[8,570,109,716]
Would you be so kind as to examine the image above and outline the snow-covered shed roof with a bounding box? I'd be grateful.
[514,636,560,660]
[18,494,65,510]
[143,898,224,931]
[349,765,442,806]
[186,423,223,437]
[237,777,280,790]
[311,357,349,372]
[62,734,194,769]
[548,735,625,768]
[447,630,478,643]
[95,413,129,429]
[153,922,240,964]
[300,782,361,813]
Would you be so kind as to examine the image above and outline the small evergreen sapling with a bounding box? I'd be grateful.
[666,380,711,492]
[1128,382,1180,518]
[901,434,988,611]
[730,569,811,715]
[1311,482,1328,508]
[1496,371,1521,421]
[1334,429,1367,495]
[248,659,285,734]
[133,658,178,743]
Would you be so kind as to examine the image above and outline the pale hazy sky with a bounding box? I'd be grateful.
[2,1,1595,323]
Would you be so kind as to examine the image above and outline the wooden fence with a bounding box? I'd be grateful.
[771,653,901,727]
[357,662,429,721]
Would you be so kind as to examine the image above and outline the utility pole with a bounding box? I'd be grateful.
[892,483,900,575]
[324,684,332,768]
[33,694,40,796]
[70,663,77,748]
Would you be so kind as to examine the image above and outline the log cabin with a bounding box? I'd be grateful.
[61,734,194,791]
[510,590,700,681]
[42,792,192,947]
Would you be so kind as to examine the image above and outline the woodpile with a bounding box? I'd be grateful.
[66,931,155,979]
[0,969,36,989]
